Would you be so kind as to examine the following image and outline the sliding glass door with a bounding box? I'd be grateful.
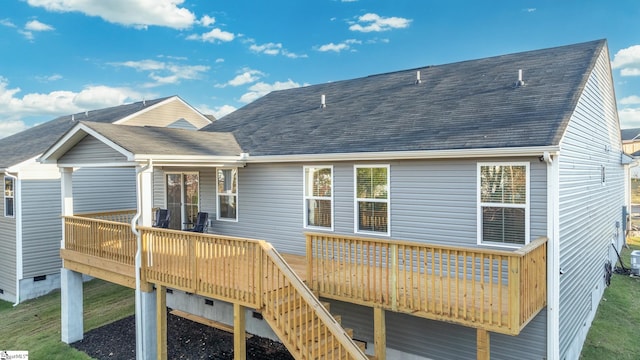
[166,172,199,230]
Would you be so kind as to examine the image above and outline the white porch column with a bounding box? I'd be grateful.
[135,164,157,360]
[60,167,83,344]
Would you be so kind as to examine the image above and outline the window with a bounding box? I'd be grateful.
[478,163,529,247]
[304,166,333,229]
[355,165,389,235]
[217,168,237,221]
[4,176,14,218]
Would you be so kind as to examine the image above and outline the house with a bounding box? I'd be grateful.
[621,128,640,178]
[40,39,626,360]
[0,95,212,304]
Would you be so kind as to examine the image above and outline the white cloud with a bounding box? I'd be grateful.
[250,42,282,55]
[36,74,63,82]
[318,42,349,53]
[198,104,237,120]
[187,28,235,43]
[217,69,264,88]
[317,39,361,53]
[110,59,209,87]
[215,58,224,63]
[620,95,640,105]
[198,15,215,27]
[26,0,196,29]
[25,19,54,31]
[619,107,640,128]
[612,45,640,76]
[19,30,35,40]
[342,0,358,2]
[0,77,144,138]
[247,39,307,58]
[0,19,17,28]
[524,8,536,13]
[239,79,303,104]
[349,13,411,32]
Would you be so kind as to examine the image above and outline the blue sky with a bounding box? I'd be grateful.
[1,0,639,139]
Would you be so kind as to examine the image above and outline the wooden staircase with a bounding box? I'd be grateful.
[262,286,370,360]
[259,244,368,360]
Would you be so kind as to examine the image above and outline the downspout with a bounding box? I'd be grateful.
[543,151,560,360]
[5,171,21,307]
[131,159,151,359]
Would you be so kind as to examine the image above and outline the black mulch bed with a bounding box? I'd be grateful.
[72,311,294,360]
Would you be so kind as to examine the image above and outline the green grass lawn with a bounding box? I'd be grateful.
[0,279,134,360]
[580,237,640,359]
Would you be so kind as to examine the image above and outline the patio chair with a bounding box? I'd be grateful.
[153,208,170,228]
[184,212,209,233]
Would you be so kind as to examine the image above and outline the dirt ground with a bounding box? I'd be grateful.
[72,311,294,360]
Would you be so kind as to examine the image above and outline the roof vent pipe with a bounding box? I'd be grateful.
[516,69,525,87]
[321,94,326,109]
[416,71,421,84]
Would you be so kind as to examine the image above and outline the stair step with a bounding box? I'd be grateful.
[353,339,366,352]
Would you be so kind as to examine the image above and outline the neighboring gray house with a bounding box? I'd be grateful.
[41,39,627,360]
[0,95,212,304]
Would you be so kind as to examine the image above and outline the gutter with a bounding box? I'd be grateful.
[132,159,152,359]
[544,151,560,360]
[244,146,561,163]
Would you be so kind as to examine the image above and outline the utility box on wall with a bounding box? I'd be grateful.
[631,250,640,276]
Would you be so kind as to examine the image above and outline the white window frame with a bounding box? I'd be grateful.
[303,165,334,231]
[354,164,390,236]
[4,176,15,218]
[477,162,530,248]
[216,168,238,222]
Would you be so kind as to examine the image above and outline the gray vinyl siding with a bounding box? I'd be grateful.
[209,158,546,254]
[0,172,17,296]
[21,179,62,278]
[59,136,128,164]
[73,168,137,213]
[329,300,547,360]
[557,48,625,359]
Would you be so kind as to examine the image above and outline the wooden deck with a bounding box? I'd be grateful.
[60,212,547,359]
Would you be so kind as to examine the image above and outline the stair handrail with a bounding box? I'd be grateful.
[259,241,369,360]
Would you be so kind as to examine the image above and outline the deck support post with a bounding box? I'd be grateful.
[60,167,83,344]
[157,285,167,360]
[60,268,83,343]
[477,329,490,360]
[374,306,386,360]
[234,303,246,360]
[135,163,157,360]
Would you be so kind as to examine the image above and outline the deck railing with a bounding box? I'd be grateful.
[62,214,367,360]
[64,216,137,265]
[139,226,367,360]
[306,232,547,335]
[74,209,138,224]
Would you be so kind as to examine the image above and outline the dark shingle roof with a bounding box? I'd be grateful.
[621,128,640,141]
[202,40,606,156]
[80,121,241,157]
[0,96,172,168]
